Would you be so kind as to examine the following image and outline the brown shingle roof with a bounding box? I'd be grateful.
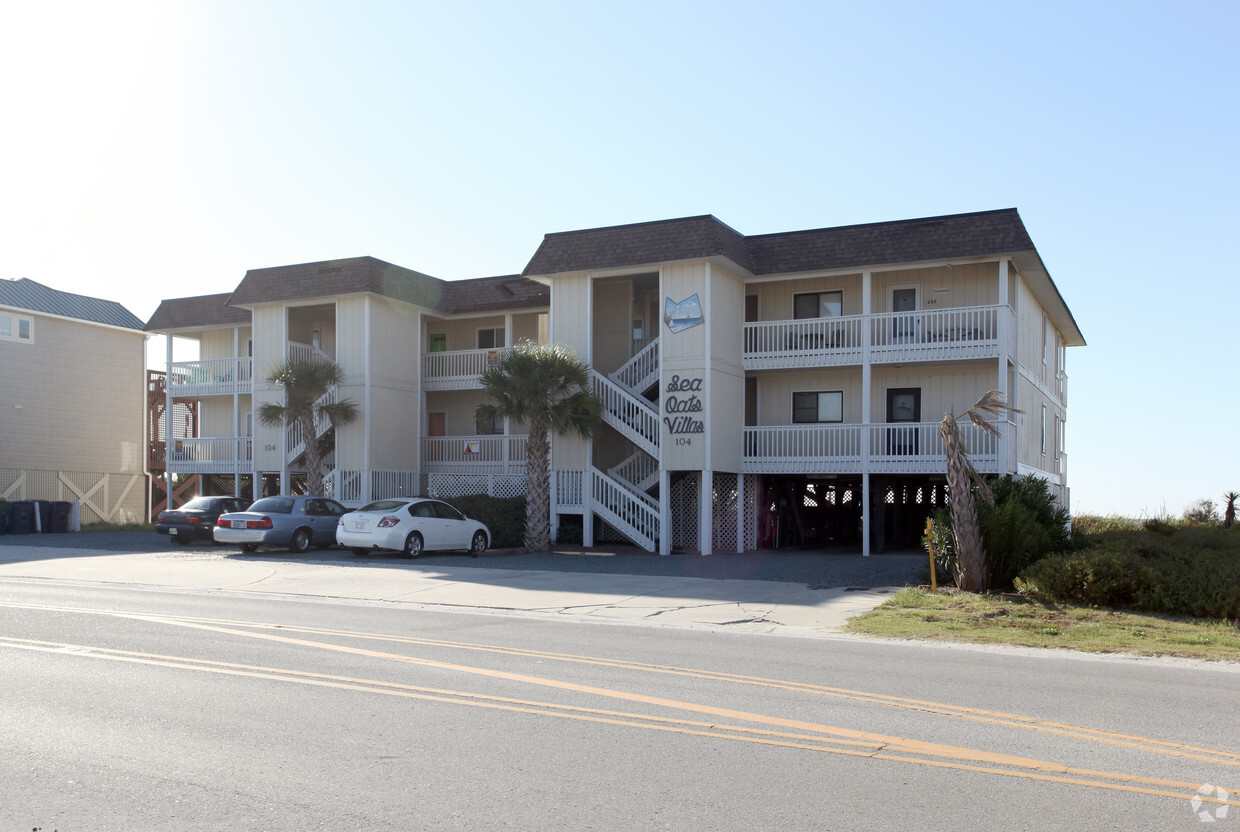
[523,209,1036,277]
[227,256,449,309]
[145,293,251,332]
[439,274,548,315]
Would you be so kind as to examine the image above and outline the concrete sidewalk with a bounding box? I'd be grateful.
[0,535,923,636]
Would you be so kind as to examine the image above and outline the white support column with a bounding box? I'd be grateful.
[659,469,671,556]
[861,271,872,557]
[582,469,594,548]
[735,473,745,553]
[699,470,712,555]
[165,335,173,511]
[997,259,1011,474]
[233,327,241,497]
[504,312,513,347]
[862,473,871,558]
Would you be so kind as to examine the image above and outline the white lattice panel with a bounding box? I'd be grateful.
[670,473,699,550]
[744,474,759,551]
[712,473,739,553]
[422,473,527,499]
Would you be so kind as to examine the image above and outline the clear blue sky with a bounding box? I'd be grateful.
[3,1,1236,518]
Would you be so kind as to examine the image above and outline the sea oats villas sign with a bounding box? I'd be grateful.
[664,375,705,438]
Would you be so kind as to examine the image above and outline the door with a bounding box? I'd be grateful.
[888,285,920,343]
[431,500,471,549]
[885,388,921,456]
[427,413,446,463]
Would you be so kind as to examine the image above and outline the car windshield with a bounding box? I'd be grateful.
[359,500,409,512]
[181,498,217,511]
[247,497,295,514]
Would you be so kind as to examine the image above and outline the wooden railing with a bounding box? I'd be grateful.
[612,337,660,394]
[741,421,1002,474]
[591,466,658,551]
[423,347,512,390]
[743,305,1011,369]
[165,437,253,474]
[168,358,253,396]
[591,371,659,457]
[422,435,527,474]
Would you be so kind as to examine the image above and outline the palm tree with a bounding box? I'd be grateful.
[476,342,602,552]
[1224,492,1238,530]
[940,390,1020,592]
[259,355,359,497]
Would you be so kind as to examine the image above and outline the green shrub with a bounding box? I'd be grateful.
[443,494,525,549]
[1071,514,1141,535]
[926,475,1071,590]
[1017,525,1240,619]
[554,514,583,545]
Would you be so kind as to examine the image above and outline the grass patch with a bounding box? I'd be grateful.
[846,587,1240,661]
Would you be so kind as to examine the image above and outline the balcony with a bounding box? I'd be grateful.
[422,434,527,475]
[741,421,1001,475]
[168,358,253,397]
[423,348,512,390]
[743,305,1011,370]
[165,437,254,474]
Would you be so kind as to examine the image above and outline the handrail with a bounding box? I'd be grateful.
[612,337,660,394]
[591,371,659,456]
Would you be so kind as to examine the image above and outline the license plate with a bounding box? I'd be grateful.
[350,521,366,531]
[169,527,178,536]
[232,520,246,529]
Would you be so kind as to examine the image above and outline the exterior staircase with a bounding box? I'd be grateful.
[587,338,663,551]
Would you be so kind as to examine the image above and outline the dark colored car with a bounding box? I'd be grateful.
[214,495,349,553]
[155,496,250,545]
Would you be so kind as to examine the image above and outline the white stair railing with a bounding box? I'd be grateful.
[591,371,659,458]
[286,384,339,465]
[591,466,658,552]
[611,337,660,395]
[608,450,658,495]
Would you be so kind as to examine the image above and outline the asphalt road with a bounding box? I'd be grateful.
[2,579,1237,831]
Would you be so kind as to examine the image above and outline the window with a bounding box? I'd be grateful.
[793,291,842,319]
[477,327,504,349]
[0,314,32,342]
[428,332,447,352]
[1042,313,1049,365]
[1041,404,1048,455]
[475,411,503,435]
[792,391,843,423]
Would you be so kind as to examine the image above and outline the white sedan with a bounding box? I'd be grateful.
[336,498,489,558]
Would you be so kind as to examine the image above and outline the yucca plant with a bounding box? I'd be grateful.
[940,390,1020,592]
[1224,492,1239,530]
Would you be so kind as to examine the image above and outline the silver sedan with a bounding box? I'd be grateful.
[214,495,348,554]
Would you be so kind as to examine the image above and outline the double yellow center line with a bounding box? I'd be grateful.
[1,601,1236,808]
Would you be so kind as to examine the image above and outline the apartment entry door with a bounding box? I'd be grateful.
[888,284,920,343]
[885,388,921,456]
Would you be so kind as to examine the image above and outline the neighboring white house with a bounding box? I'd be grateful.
[147,208,1083,555]
[0,278,148,524]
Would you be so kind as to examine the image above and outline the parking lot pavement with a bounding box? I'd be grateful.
[0,531,924,634]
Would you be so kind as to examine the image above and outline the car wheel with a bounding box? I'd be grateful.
[289,528,312,554]
[350,547,368,557]
[403,532,424,559]
[240,544,259,553]
[470,531,487,558]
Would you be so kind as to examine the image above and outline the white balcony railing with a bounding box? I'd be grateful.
[423,348,512,390]
[741,421,1002,475]
[422,434,527,475]
[743,305,1011,370]
[168,358,253,397]
[166,437,253,474]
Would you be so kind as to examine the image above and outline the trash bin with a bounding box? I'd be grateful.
[36,500,53,533]
[10,500,35,535]
[50,501,73,533]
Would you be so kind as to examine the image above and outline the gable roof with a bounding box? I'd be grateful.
[145,293,252,332]
[0,277,144,330]
[523,209,1036,278]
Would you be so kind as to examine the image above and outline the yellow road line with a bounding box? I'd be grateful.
[3,634,1237,808]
